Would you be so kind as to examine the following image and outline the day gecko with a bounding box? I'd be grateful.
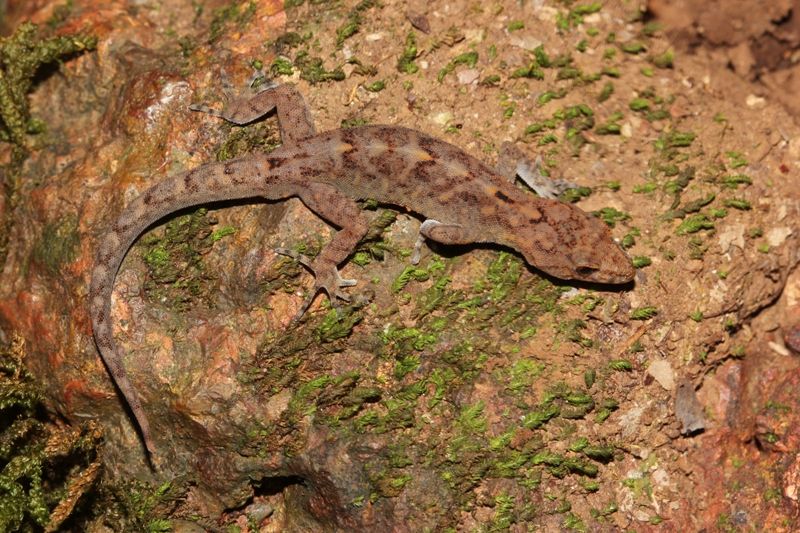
[89,82,634,457]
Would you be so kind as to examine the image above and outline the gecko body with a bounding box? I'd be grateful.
[90,83,634,457]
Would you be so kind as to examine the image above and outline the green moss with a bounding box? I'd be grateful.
[139,208,220,311]
[629,98,650,112]
[397,32,420,74]
[720,174,752,188]
[511,62,545,80]
[458,401,487,434]
[557,2,602,31]
[608,359,633,371]
[295,51,345,84]
[600,66,620,77]
[582,445,615,462]
[723,198,751,210]
[382,325,438,352]
[335,0,375,48]
[208,0,257,42]
[651,48,674,68]
[675,214,714,235]
[629,306,658,320]
[537,89,568,106]
[594,398,618,423]
[556,319,592,347]
[0,22,96,146]
[437,51,479,83]
[682,193,715,213]
[656,130,696,149]
[584,369,596,388]
[591,207,630,228]
[484,252,522,302]
[507,359,545,394]
[521,403,560,429]
[210,226,236,242]
[524,119,557,135]
[725,151,748,168]
[491,493,516,530]
[336,19,360,48]
[632,182,657,194]
[392,265,430,292]
[394,354,421,379]
[620,42,646,54]
[480,74,501,86]
[595,111,622,134]
[364,80,385,92]
[313,307,362,342]
[538,133,558,145]
[216,121,282,161]
[0,335,103,531]
[32,215,79,276]
[270,57,294,76]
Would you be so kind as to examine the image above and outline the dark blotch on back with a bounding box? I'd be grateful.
[112,220,130,234]
[415,134,439,157]
[410,159,437,182]
[374,126,401,151]
[494,190,513,203]
[266,157,286,169]
[184,170,200,193]
[369,155,395,177]
[457,190,479,205]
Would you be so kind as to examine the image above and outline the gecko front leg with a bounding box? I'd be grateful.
[190,81,316,145]
[285,182,371,319]
[497,142,575,199]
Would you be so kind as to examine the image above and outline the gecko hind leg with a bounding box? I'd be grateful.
[190,81,316,144]
[411,219,471,265]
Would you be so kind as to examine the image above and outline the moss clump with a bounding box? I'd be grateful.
[208,0,257,43]
[0,22,96,146]
[139,208,218,311]
[397,32,420,74]
[0,334,103,532]
[31,215,79,276]
[0,21,95,271]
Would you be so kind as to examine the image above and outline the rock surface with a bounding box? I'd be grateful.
[0,0,799,530]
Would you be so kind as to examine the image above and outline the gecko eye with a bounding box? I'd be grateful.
[575,266,598,278]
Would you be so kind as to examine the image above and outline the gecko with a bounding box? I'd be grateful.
[89,81,635,458]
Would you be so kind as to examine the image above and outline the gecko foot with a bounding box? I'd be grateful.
[189,70,278,122]
[275,246,314,270]
[276,248,357,322]
[246,67,276,93]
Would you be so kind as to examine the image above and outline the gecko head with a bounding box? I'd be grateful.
[508,201,635,285]
[560,235,636,284]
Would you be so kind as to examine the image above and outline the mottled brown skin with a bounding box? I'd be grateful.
[89,83,634,458]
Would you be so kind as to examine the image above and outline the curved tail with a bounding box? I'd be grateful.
[89,156,282,456]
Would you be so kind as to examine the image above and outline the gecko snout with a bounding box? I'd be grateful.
[570,244,635,285]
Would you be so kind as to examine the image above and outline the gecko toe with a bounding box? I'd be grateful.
[334,290,351,302]
[275,247,314,269]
